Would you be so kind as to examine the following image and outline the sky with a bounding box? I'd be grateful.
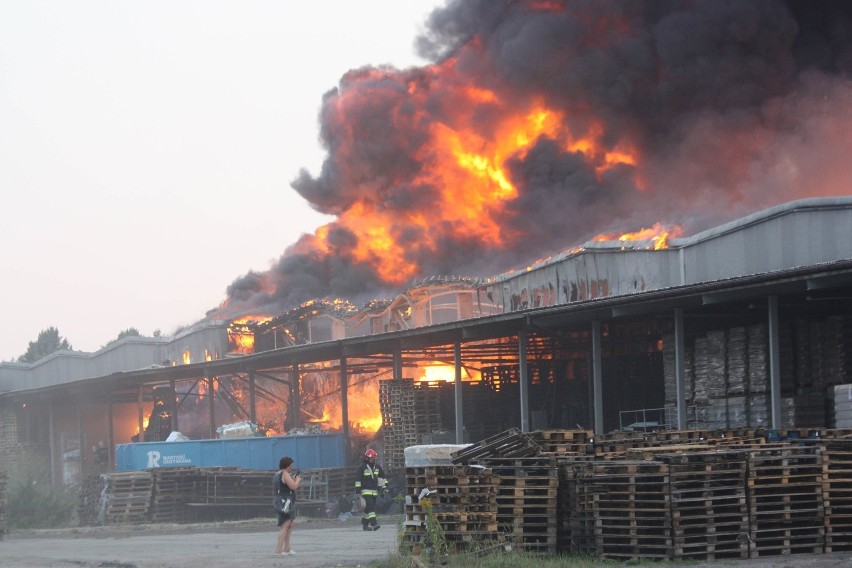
[0,0,446,361]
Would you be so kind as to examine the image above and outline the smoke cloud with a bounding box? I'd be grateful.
[214,0,852,320]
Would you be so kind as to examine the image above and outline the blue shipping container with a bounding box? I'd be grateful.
[115,433,345,471]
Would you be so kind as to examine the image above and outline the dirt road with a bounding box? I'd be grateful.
[2,515,851,568]
[0,515,398,568]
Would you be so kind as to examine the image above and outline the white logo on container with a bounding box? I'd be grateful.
[146,450,161,468]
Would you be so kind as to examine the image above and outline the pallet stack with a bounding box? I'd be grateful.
[380,379,418,469]
[746,446,825,556]
[659,451,749,560]
[0,471,6,540]
[401,464,501,554]
[530,429,593,456]
[150,466,198,523]
[77,474,106,526]
[482,456,558,553]
[104,471,153,524]
[573,461,672,560]
[822,440,852,552]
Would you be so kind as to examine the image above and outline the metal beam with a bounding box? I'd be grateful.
[674,308,687,429]
[768,296,782,428]
[454,342,464,443]
[248,371,256,424]
[518,330,530,433]
[592,321,603,434]
[207,375,216,439]
[340,357,350,453]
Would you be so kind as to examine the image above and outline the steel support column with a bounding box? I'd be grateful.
[108,401,114,471]
[674,308,687,429]
[207,374,216,439]
[291,365,302,429]
[340,357,350,453]
[137,385,145,442]
[454,342,464,443]
[248,371,256,424]
[393,349,403,381]
[48,401,56,485]
[592,321,604,434]
[768,295,782,428]
[170,377,178,433]
[518,329,530,433]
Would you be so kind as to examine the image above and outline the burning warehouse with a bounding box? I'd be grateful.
[1,3,852,549]
[1,197,850,483]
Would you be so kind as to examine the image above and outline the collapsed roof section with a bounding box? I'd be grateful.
[249,276,500,353]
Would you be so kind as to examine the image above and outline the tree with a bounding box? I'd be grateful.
[115,327,141,340]
[18,327,72,363]
[102,327,141,349]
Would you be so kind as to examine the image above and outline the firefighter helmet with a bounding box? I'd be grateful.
[364,448,378,460]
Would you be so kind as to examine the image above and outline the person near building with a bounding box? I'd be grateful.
[354,448,387,531]
[274,456,302,555]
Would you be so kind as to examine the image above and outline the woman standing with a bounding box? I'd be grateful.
[274,456,302,555]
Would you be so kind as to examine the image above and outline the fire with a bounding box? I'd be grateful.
[593,223,684,250]
[228,314,273,354]
[303,64,642,289]
[415,362,480,383]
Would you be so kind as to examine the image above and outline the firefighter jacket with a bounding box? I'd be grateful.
[355,462,386,497]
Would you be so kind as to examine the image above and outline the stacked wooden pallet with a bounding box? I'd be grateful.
[530,428,593,456]
[150,466,198,523]
[195,467,269,506]
[401,464,501,554]
[746,446,825,556]
[573,461,672,560]
[481,456,558,553]
[451,428,540,463]
[380,379,419,469]
[659,451,749,560]
[104,471,153,524]
[77,474,106,526]
[822,440,852,552]
[0,471,6,540]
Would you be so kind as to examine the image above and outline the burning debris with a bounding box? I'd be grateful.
[208,1,852,328]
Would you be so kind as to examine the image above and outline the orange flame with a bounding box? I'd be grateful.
[593,223,684,250]
[227,314,273,354]
[309,60,642,288]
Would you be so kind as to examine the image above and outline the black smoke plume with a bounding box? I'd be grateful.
[215,0,852,319]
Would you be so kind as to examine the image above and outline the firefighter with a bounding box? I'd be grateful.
[355,448,387,531]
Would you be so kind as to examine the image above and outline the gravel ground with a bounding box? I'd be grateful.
[1,516,851,568]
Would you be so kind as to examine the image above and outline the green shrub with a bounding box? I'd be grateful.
[5,450,76,529]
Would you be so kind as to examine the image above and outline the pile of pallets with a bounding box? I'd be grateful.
[660,451,749,560]
[0,471,6,540]
[822,440,852,552]
[530,429,593,455]
[573,461,672,560]
[451,428,540,463]
[414,427,852,561]
[380,379,420,469]
[150,467,198,523]
[481,456,558,553]
[747,445,825,556]
[104,471,153,524]
[77,474,106,526]
[93,465,359,525]
[401,465,501,554]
